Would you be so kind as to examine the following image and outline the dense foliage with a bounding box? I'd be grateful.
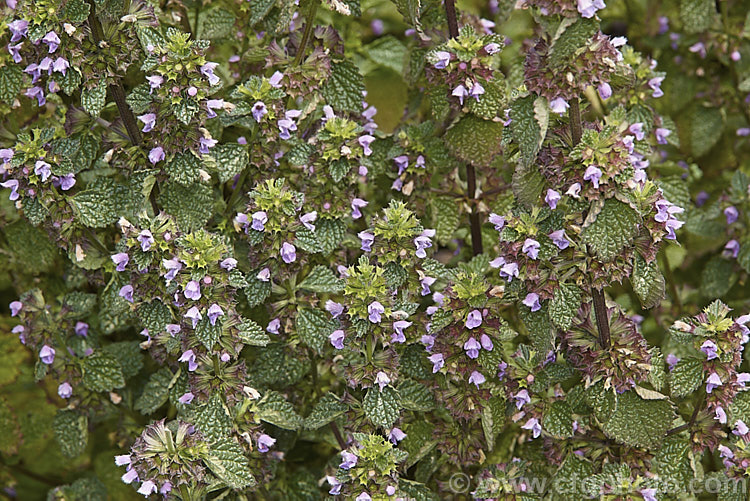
[3,0,750,499]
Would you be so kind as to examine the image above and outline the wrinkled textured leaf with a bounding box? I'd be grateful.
[581,198,641,262]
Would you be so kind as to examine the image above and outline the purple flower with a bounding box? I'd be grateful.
[163,258,182,282]
[738,128,750,137]
[545,189,561,209]
[121,468,139,484]
[358,135,375,156]
[359,231,374,252]
[327,476,342,495]
[577,0,605,18]
[648,76,664,98]
[268,71,284,88]
[34,160,51,182]
[629,122,645,141]
[484,43,501,55]
[340,451,358,470]
[207,304,224,325]
[59,173,76,190]
[148,146,165,164]
[137,480,157,496]
[1,180,19,201]
[689,42,707,59]
[75,322,89,337]
[452,84,468,105]
[522,238,540,259]
[463,310,482,330]
[199,137,217,154]
[280,242,296,263]
[200,62,220,85]
[724,206,739,225]
[368,301,385,323]
[42,31,60,53]
[8,20,28,42]
[428,353,444,373]
[521,417,542,438]
[489,213,505,231]
[498,361,508,379]
[463,337,481,359]
[597,82,612,100]
[220,258,237,270]
[119,285,134,302]
[351,198,368,219]
[256,267,271,282]
[433,51,451,69]
[114,455,131,467]
[252,101,267,122]
[40,345,55,364]
[257,433,276,452]
[179,350,198,371]
[583,165,602,188]
[178,392,194,404]
[146,75,163,93]
[52,57,69,75]
[500,262,519,282]
[724,240,740,259]
[356,493,372,501]
[329,329,345,349]
[715,406,728,424]
[469,370,486,388]
[206,99,225,118]
[267,318,281,335]
[734,420,749,436]
[375,371,391,390]
[325,300,344,318]
[111,252,129,271]
[655,127,671,144]
[639,488,657,501]
[10,300,22,316]
[706,372,723,393]
[388,427,406,444]
[278,109,302,139]
[251,211,268,231]
[523,293,541,312]
[566,183,582,198]
[479,334,494,351]
[420,276,436,296]
[185,306,202,328]
[513,389,531,409]
[414,229,435,258]
[392,320,412,343]
[548,230,570,250]
[136,230,153,251]
[300,211,317,231]
[58,382,72,398]
[469,81,485,101]
[394,155,409,174]
[549,97,569,114]
[166,324,181,336]
[421,334,435,351]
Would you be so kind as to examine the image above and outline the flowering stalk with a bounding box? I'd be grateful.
[86,0,142,146]
[293,0,321,66]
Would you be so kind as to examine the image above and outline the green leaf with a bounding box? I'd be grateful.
[586,381,617,423]
[648,348,667,392]
[54,410,88,458]
[244,272,272,307]
[0,64,23,105]
[165,151,202,186]
[316,218,346,255]
[210,143,248,183]
[549,283,582,330]
[520,303,554,353]
[467,80,505,120]
[126,83,152,114]
[174,98,200,125]
[364,36,407,74]
[322,60,365,113]
[551,454,595,501]
[298,266,345,294]
[362,386,400,428]
[581,198,641,262]
[304,393,348,430]
[328,158,351,183]
[445,115,504,167]
[632,255,665,309]
[81,83,107,117]
[70,182,119,228]
[400,420,437,469]
[700,255,735,298]
[194,393,232,443]
[134,367,175,414]
[158,182,214,231]
[397,379,435,412]
[249,0,276,25]
[295,307,337,352]
[256,390,304,430]
[653,435,693,490]
[669,358,703,398]
[205,436,256,489]
[398,479,440,501]
[510,95,548,168]
[480,396,505,451]
[199,8,236,39]
[690,106,723,157]
[4,220,57,272]
[680,0,715,34]
[103,342,143,380]
[431,197,461,246]
[600,390,673,449]
[195,317,222,351]
[136,300,172,335]
[81,352,125,393]
[544,401,574,439]
[549,17,598,65]
[62,0,91,23]
[237,318,270,346]
[729,391,750,425]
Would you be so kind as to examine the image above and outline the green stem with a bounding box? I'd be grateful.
[293,0,320,66]
[330,421,347,449]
